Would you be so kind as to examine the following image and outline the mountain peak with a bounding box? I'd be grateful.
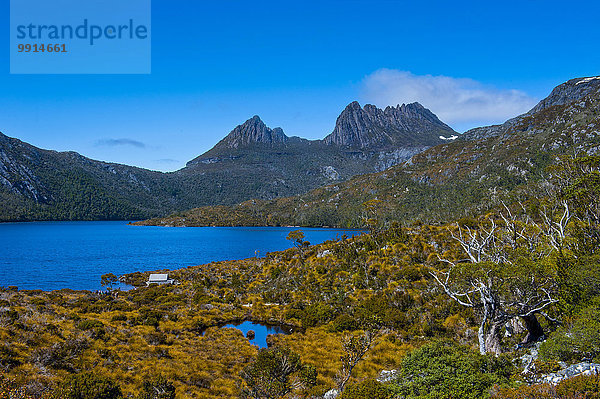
[323,101,454,149]
[218,115,288,149]
[528,76,600,114]
[346,101,362,110]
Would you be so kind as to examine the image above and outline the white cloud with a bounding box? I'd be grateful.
[96,138,146,148]
[361,69,539,132]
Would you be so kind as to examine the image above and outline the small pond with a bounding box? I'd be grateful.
[210,321,293,348]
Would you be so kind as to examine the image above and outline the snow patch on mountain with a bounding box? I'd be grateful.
[576,76,600,85]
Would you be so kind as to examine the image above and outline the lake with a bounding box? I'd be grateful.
[0,221,363,291]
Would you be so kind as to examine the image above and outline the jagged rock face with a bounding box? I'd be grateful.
[0,132,53,203]
[323,101,454,149]
[217,116,288,149]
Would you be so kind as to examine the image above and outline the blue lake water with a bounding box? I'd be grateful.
[0,221,363,291]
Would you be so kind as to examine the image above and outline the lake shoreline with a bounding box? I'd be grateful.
[0,221,364,291]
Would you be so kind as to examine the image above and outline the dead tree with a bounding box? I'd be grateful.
[433,210,559,354]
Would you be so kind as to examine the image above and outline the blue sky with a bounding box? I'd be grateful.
[1,0,599,171]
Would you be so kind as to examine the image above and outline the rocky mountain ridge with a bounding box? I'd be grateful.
[136,76,600,228]
[0,101,451,221]
[8,74,598,224]
[323,101,451,149]
[462,76,600,141]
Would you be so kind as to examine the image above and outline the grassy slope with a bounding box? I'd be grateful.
[0,226,462,397]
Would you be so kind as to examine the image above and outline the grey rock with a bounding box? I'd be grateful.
[520,341,542,375]
[324,102,454,150]
[323,389,339,399]
[539,362,600,384]
[217,115,289,149]
[375,147,429,171]
[377,369,400,383]
[528,77,600,114]
[322,166,340,180]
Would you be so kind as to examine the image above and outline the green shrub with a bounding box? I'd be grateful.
[76,319,104,330]
[300,364,318,387]
[145,331,168,346]
[30,298,46,306]
[241,347,307,398]
[492,373,600,398]
[76,319,105,340]
[556,373,600,398]
[139,308,164,328]
[111,314,127,322]
[6,309,19,323]
[0,344,21,370]
[330,314,359,332]
[32,338,88,372]
[389,340,514,399]
[300,303,333,328]
[340,379,391,399]
[55,372,121,399]
[540,303,600,363]
[136,376,175,399]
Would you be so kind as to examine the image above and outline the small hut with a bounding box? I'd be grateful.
[146,273,174,286]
